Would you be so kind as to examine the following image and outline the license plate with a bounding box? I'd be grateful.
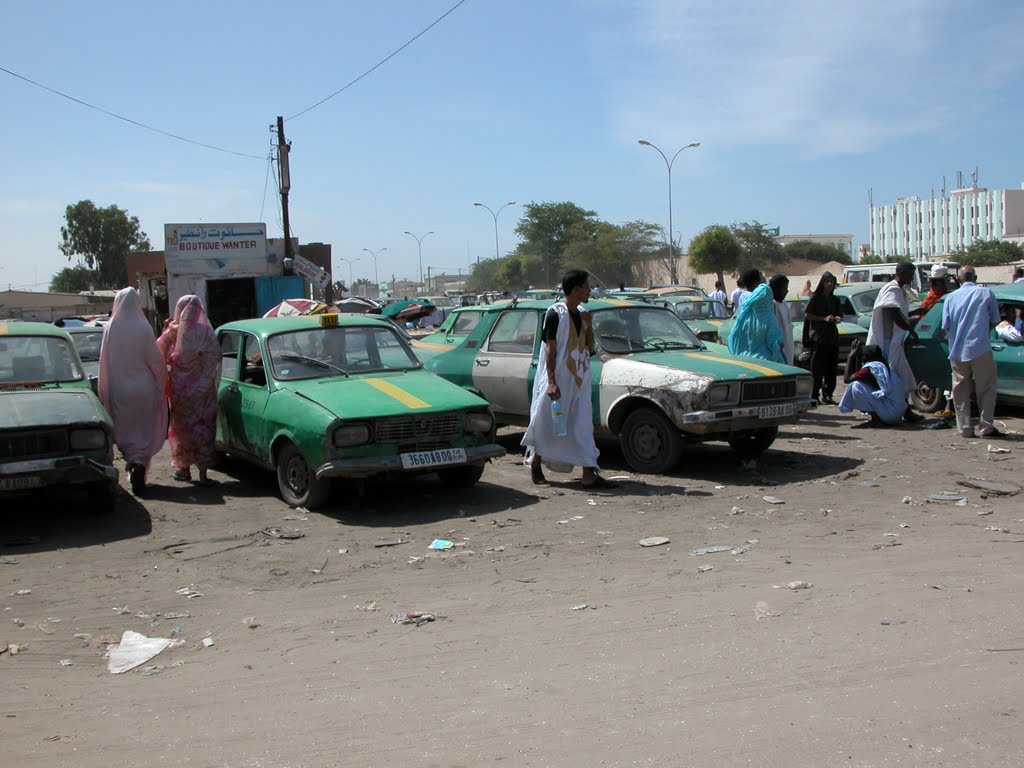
[400,447,467,470]
[0,476,42,491]
[759,403,797,419]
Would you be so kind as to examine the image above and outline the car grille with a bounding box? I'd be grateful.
[0,429,69,461]
[374,412,462,444]
[740,380,797,403]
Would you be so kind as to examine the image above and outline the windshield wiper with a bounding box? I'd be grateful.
[648,340,703,351]
[278,353,350,377]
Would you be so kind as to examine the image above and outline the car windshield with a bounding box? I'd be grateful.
[786,299,809,322]
[69,330,103,361]
[672,299,729,320]
[267,325,421,380]
[591,307,703,354]
[0,335,84,384]
[851,289,879,313]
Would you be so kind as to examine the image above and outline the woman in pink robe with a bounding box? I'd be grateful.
[157,295,220,485]
[99,287,168,495]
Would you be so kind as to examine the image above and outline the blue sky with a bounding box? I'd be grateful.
[3,0,1023,291]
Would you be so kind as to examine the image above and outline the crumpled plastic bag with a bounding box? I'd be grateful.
[106,630,173,674]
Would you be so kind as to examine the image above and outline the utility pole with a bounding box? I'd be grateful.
[276,116,293,262]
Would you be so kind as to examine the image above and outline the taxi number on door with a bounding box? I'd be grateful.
[400,448,467,470]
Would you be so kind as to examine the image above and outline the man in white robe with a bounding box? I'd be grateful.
[769,274,795,365]
[866,261,922,422]
[522,269,613,488]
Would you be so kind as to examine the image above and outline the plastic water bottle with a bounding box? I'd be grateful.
[550,399,568,437]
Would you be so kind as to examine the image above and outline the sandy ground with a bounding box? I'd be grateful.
[3,399,1024,768]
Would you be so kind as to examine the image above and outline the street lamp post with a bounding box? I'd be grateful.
[637,139,700,284]
[338,257,360,294]
[361,247,387,289]
[403,231,434,287]
[473,200,516,263]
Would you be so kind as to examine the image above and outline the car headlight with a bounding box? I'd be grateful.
[332,423,372,447]
[795,376,813,395]
[464,412,493,434]
[708,383,735,404]
[69,428,107,450]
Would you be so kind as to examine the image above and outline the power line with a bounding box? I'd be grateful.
[0,65,265,160]
[258,153,273,222]
[286,0,468,122]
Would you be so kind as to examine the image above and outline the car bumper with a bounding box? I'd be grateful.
[315,443,507,480]
[672,401,813,435]
[0,455,119,492]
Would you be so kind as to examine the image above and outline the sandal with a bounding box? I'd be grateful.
[530,465,547,485]
[171,469,193,482]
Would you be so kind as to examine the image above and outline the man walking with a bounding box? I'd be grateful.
[866,261,922,422]
[768,274,794,365]
[522,269,613,488]
[941,265,1001,438]
[710,281,727,305]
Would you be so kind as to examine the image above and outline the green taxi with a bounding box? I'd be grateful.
[834,284,881,330]
[216,315,505,508]
[905,283,1024,411]
[653,296,730,342]
[413,300,813,473]
[0,321,118,512]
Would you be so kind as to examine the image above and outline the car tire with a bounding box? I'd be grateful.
[88,481,117,514]
[620,407,684,474]
[728,426,779,459]
[910,382,944,413]
[437,463,485,488]
[276,442,330,509]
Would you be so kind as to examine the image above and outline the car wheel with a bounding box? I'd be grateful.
[437,463,485,488]
[728,426,779,459]
[620,407,684,474]
[88,481,117,514]
[910,382,943,413]
[276,442,330,509]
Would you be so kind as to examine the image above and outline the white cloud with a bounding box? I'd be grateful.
[602,0,1023,157]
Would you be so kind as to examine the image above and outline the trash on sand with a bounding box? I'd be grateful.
[901,496,918,505]
[202,637,215,648]
[260,526,304,539]
[985,526,1011,533]
[957,479,1021,497]
[408,555,428,564]
[977,509,994,516]
[762,496,785,505]
[391,611,436,626]
[175,586,203,599]
[586,499,597,506]
[571,604,591,611]
[485,546,506,553]
[929,492,966,503]
[3,642,26,655]
[168,626,185,636]
[13,589,31,596]
[428,539,455,551]
[0,556,17,565]
[106,630,173,674]
[730,545,750,555]
[859,481,880,488]
[689,544,731,556]
[356,601,380,612]
[872,541,903,550]
[374,538,408,548]
[729,506,744,515]
[899,523,911,528]
[11,617,25,627]
[558,515,586,524]
[697,565,714,573]
[986,444,1011,454]
[639,536,671,548]
[774,580,813,590]
[269,568,288,577]
[164,611,190,620]
[755,601,784,618]
[59,658,73,666]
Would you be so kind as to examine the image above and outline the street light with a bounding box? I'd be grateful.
[361,247,387,288]
[637,139,700,284]
[403,231,434,286]
[338,257,360,294]
[473,200,516,263]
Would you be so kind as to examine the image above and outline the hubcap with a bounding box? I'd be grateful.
[632,424,662,461]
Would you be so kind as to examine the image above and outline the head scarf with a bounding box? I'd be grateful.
[165,294,219,375]
[812,271,837,296]
[727,282,785,363]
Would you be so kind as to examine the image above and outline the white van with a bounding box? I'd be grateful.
[842,261,960,294]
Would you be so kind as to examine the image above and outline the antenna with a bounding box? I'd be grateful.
[972,166,979,188]
[942,176,946,198]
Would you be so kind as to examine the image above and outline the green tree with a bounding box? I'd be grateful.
[49,264,101,293]
[514,202,599,287]
[779,239,853,265]
[560,220,662,289]
[858,253,884,264]
[59,200,151,289]
[687,225,743,290]
[731,221,785,267]
[465,258,502,293]
[960,239,1024,266]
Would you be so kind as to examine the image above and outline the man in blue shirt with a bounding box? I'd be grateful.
[941,265,1001,438]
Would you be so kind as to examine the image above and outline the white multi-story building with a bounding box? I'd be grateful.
[869,184,1024,260]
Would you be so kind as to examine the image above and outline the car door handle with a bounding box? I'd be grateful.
[991,344,1005,351]
[227,383,239,393]
[475,357,490,366]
